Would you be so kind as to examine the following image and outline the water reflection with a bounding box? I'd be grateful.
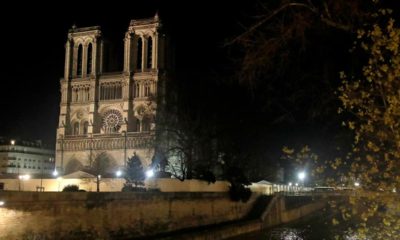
[268,228,305,240]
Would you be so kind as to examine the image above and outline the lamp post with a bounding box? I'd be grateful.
[122,131,127,167]
[60,135,64,174]
[298,171,306,191]
[96,174,101,192]
[57,177,62,192]
[39,160,44,192]
[18,174,30,191]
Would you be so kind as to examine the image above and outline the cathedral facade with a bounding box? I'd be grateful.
[55,15,168,174]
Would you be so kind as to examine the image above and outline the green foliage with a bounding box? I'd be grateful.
[125,153,145,187]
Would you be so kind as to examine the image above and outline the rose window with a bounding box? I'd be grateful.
[102,109,123,133]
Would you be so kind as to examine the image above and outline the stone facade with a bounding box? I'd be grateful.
[56,14,168,174]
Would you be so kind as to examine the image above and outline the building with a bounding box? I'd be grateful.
[0,137,55,176]
[56,14,170,174]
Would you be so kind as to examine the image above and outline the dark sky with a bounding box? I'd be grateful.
[0,0,257,147]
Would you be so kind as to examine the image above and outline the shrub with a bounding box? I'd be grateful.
[121,184,146,192]
[198,170,216,184]
[62,184,80,192]
[229,183,252,202]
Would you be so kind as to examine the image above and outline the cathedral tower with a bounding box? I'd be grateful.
[56,14,168,174]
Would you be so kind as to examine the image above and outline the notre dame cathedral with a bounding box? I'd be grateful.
[55,14,169,174]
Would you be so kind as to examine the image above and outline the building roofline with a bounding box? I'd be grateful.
[69,26,101,33]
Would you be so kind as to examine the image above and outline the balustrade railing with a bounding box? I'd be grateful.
[60,133,154,151]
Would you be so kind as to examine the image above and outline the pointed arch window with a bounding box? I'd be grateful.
[135,82,140,98]
[73,122,80,135]
[83,121,89,135]
[77,44,83,76]
[144,83,151,97]
[147,36,152,69]
[136,38,143,70]
[87,43,93,75]
[142,117,151,132]
[136,119,141,132]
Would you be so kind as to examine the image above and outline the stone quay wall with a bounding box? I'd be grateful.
[0,191,257,240]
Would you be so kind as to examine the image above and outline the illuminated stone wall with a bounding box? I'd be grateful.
[0,178,230,192]
[0,192,257,240]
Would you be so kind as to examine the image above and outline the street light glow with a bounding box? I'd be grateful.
[288,182,292,186]
[146,169,154,178]
[19,174,30,180]
[10,140,15,145]
[298,171,306,181]
[116,170,122,177]
[354,182,360,187]
[53,169,58,177]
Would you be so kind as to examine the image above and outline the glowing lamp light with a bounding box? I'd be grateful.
[288,182,293,186]
[298,171,306,181]
[19,174,30,180]
[10,140,15,145]
[116,170,122,177]
[354,182,360,187]
[0,201,4,206]
[295,183,299,187]
[146,169,154,178]
[52,170,58,177]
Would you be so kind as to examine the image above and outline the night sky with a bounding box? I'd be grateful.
[1,0,257,147]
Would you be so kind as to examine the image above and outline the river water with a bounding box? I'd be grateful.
[230,209,358,240]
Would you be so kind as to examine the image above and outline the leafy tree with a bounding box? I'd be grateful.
[235,1,399,237]
[88,152,117,176]
[335,11,400,239]
[64,158,84,174]
[156,72,219,181]
[85,151,117,192]
[125,153,145,187]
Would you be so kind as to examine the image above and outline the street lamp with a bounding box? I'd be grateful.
[57,177,63,192]
[18,174,30,191]
[122,131,127,167]
[298,171,306,191]
[96,174,101,192]
[298,171,306,182]
[146,169,154,178]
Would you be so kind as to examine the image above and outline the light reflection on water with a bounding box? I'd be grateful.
[267,228,305,240]
[238,227,365,240]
